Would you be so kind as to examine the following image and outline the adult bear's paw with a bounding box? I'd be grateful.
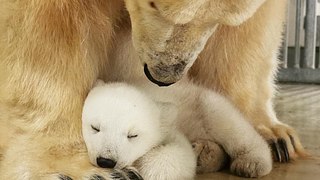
[256,122,309,163]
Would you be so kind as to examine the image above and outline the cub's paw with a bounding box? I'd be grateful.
[88,175,107,180]
[41,174,75,180]
[256,123,309,163]
[50,168,142,180]
[230,155,272,178]
[49,173,109,180]
[35,174,74,180]
[110,168,143,180]
[192,139,228,173]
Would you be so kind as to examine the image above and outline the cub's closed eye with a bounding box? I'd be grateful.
[149,2,157,10]
[127,134,138,139]
[91,125,100,133]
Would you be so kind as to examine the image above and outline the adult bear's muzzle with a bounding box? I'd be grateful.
[143,64,175,87]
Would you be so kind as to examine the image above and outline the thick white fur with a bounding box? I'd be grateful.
[83,82,196,180]
[83,29,273,178]
[139,80,273,178]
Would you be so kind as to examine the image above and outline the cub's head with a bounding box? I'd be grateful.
[82,82,176,169]
[124,0,265,86]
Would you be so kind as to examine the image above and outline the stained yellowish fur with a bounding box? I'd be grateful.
[190,0,306,158]
[0,0,125,178]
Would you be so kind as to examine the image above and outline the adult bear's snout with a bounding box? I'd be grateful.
[143,64,174,87]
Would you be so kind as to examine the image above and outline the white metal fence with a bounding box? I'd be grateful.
[278,0,320,83]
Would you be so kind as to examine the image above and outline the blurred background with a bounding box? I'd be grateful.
[278,0,320,83]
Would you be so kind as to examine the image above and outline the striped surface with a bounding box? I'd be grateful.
[275,83,320,154]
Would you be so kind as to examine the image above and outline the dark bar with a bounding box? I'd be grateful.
[303,0,317,68]
[294,0,302,68]
[282,2,290,68]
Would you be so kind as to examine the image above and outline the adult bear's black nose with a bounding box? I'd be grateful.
[143,64,174,87]
[96,157,117,168]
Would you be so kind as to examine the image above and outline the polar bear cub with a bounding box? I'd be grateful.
[82,82,196,180]
[83,79,273,179]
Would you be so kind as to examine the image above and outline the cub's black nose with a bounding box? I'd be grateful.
[143,64,174,87]
[96,157,117,168]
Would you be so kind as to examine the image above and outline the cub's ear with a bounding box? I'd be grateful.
[94,79,105,87]
[156,101,178,127]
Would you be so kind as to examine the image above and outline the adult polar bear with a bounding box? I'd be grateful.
[125,0,305,162]
[0,0,305,179]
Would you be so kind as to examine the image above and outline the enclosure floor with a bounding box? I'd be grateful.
[196,83,320,180]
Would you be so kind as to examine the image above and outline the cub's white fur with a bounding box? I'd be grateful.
[82,82,196,180]
[83,80,272,178]
[82,29,273,178]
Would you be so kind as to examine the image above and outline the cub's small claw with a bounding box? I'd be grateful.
[110,170,125,179]
[58,174,73,180]
[128,171,143,180]
[89,174,106,180]
[124,169,144,180]
[110,168,143,180]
